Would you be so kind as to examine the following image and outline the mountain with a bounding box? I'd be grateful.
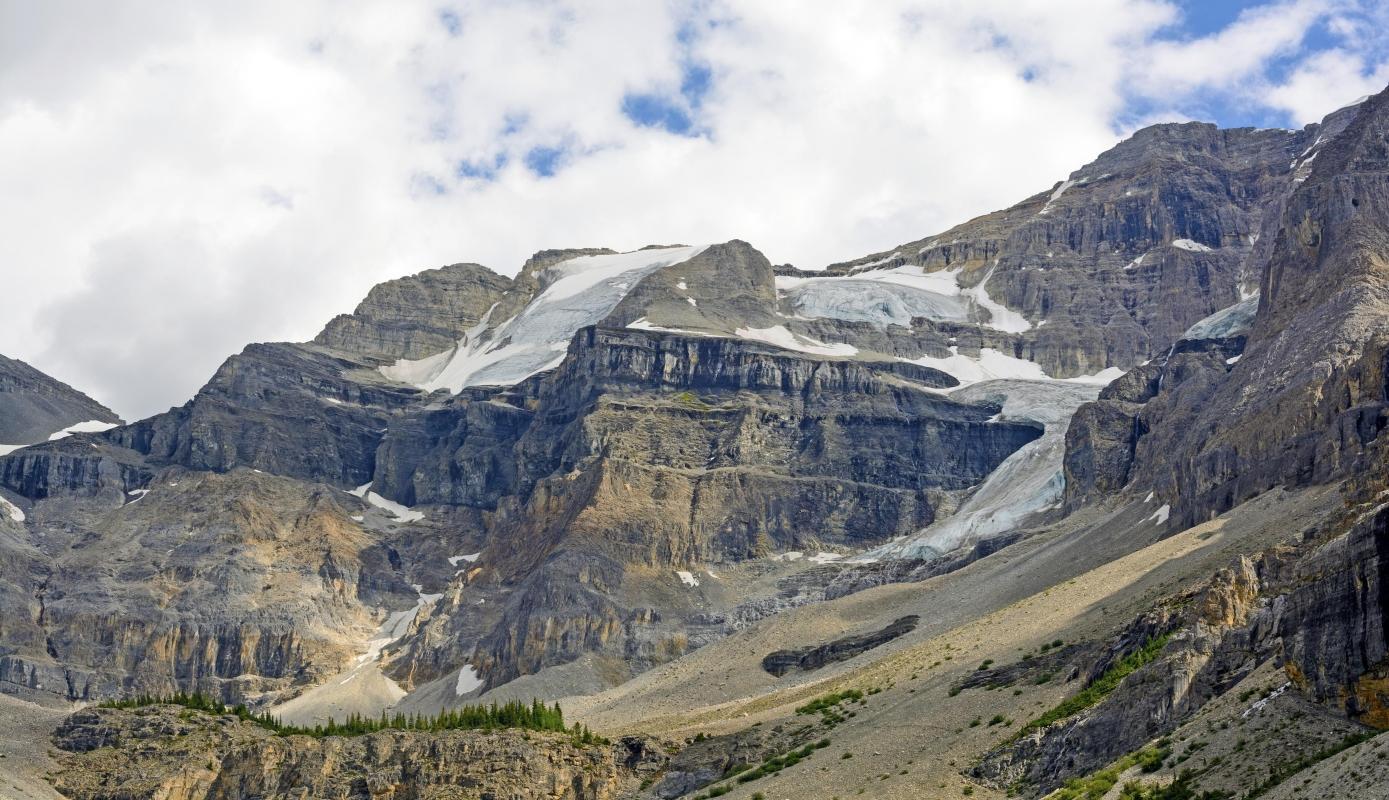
[6,88,1389,800]
[0,355,121,455]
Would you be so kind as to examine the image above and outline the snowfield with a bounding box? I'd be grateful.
[384,246,707,392]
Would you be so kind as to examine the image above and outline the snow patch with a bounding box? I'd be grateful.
[1039,179,1075,215]
[448,552,481,566]
[853,251,902,270]
[1226,355,1242,365]
[676,570,700,587]
[1172,239,1213,253]
[734,325,858,357]
[0,444,29,456]
[455,665,483,696]
[1,496,23,523]
[48,420,118,441]
[965,266,1031,333]
[808,552,844,564]
[1149,504,1171,525]
[352,485,425,523]
[901,347,1048,386]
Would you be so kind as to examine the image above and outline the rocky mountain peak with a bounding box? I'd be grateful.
[314,262,513,361]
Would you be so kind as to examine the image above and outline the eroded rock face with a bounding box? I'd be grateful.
[1062,88,1389,528]
[0,354,121,446]
[108,342,427,487]
[50,705,660,800]
[315,262,513,361]
[974,501,1389,796]
[385,326,1038,689]
[0,469,432,705]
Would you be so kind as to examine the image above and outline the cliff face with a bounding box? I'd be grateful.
[50,706,662,800]
[1061,90,1389,528]
[385,325,1039,689]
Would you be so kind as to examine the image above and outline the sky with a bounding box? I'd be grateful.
[2,0,1388,421]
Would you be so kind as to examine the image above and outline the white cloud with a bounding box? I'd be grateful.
[0,0,1383,419]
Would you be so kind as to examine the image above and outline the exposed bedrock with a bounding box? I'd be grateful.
[314,261,513,360]
[761,614,920,676]
[1062,88,1389,527]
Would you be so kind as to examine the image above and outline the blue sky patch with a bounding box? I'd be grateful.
[524,145,568,178]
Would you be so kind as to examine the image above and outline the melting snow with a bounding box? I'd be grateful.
[1172,239,1214,253]
[350,484,425,523]
[448,552,481,566]
[48,420,118,441]
[1,496,23,523]
[1039,179,1076,215]
[772,551,805,562]
[808,552,844,564]
[1124,253,1146,271]
[734,325,858,357]
[965,267,1031,333]
[455,665,484,696]
[1149,504,1171,525]
[901,347,1048,385]
[676,570,700,587]
[383,246,706,392]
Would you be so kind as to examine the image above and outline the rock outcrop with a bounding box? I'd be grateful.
[50,705,662,800]
[761,614,919,676]
[315,262,513,361]
[0,354,121,447]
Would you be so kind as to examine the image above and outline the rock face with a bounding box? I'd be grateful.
[0,469,429,705]
[315,262,513,361]
[761,614,919,676]
[0,354,121,447]
[1063,89,1389,528]
[50,705,661,800]
[109,343,427,487]
[808,114,1357,379]
[974,500,1389,796]
[385,325,1038,689]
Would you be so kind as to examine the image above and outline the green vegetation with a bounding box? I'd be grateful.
[99,692,602,743]
[796,689,865,715]
[694,740,832,798]
[1016,634,1171,740]
[1044,746,1173,800]
[1115,774,1231,799]
[672,391,712,410]
[1241,730,1380,799]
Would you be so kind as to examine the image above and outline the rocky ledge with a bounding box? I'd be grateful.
[50,705,668,800]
